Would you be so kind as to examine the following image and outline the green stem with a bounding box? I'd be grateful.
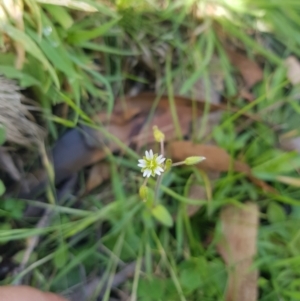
[154,139,165,205]
[172,161,185,167]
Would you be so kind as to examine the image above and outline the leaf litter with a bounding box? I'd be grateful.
[226,48,263,89]
[22,93,272,197]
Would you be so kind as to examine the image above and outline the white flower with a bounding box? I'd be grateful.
[138,149,166,178]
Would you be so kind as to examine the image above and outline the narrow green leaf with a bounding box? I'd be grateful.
[1,24,59,87]
[0,125,6,145]
[68,17,121,44]
[80,42,138,55]
[59,92,92,123]
[49,115,76,127]
[44,4,74,29]
[28,30,76,78]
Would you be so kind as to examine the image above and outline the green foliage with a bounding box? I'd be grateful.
[0,199,25,219]
[2,0,300,300]
[267,202,287,223]
[53,244,68,269]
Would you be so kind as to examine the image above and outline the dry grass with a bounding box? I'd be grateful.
[0,77,44,147]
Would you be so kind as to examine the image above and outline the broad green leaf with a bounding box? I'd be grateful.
[1,24,59,87]
[68,17,121,44]
[2,199,25,219]
[14,250,37,264]
[151,204,173,227]
[0,125,6,145]
[267,202,286,223]
[0,180,5,197]
[53,244,68,269]
[137,278,165,300]
[0,66,41,87]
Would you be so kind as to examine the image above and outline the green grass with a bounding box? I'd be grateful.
[1,0,300,300]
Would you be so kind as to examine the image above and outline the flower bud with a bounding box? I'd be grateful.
[139,185,149,200]
[153,126,165,142]
[164,159,172,171]
[184,156,206,165]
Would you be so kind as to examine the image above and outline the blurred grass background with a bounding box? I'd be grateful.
[1,0,300,300]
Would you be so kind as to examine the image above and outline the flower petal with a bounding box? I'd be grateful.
[145,150,150,160]
[146,169,152,177]
[143,170,148,177]
[157,155,166,164]
[149,149,153,159]
[157,166,164,173]
[156,154,162,160]
[138,162,146,168]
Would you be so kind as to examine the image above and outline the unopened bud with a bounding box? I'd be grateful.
[164,159,172,171]
[139,185,149,200]
[184,156,206,165]
[153,126,165,142]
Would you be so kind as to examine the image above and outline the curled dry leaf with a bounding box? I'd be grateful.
[218,203,259,301]
[169,140,274,192]
[226,49,263,89]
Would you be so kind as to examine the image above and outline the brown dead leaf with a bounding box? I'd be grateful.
[218,203,259,301]
[85,162,110,194]
[170,141,249,173]
[106,93,221,148]
[226,49,263,89]
[169,141,274,192]
[285,56,300,85]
